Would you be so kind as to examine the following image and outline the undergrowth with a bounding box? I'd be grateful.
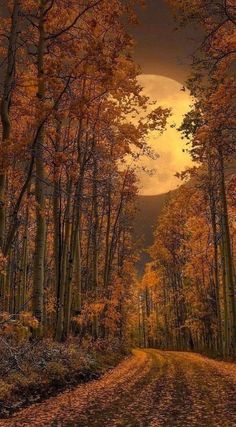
[0,334,126,418]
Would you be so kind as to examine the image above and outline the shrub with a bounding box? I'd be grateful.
[0,380,13,400]
[45,361,69,380]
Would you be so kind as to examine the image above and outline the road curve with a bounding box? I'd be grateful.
[1,349,236,427]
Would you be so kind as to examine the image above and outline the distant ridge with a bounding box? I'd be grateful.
[133,192,174,276]
[133,158,236,276]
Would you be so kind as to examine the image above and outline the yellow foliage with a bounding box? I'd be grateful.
[0,380,13,400]
[19,312,39,329]
[46,362,69,379]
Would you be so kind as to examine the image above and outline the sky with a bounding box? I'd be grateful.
[131,0,200,195]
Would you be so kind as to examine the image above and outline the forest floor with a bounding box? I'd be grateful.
[0,349,236,427]
[0,339,125,419]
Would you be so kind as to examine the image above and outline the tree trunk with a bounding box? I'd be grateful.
[218,148,236,357]
[55,179,72,341]
[0,0,20,249]
[33,0,46,331]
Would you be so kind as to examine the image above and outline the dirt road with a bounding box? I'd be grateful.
[1,349,236,427]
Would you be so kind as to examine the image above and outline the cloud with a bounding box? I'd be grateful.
[137,74,193,195]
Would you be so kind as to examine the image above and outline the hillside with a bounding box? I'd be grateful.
[134,192,174,275]
[133,159,236,276]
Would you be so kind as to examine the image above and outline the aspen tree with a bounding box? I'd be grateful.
[0,0,20,248]
[32,0,47,329]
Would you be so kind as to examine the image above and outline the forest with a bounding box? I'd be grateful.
[139,0,236,360]
[0,0,235,426]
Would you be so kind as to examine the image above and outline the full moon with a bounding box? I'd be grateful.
[137,74,193,195]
